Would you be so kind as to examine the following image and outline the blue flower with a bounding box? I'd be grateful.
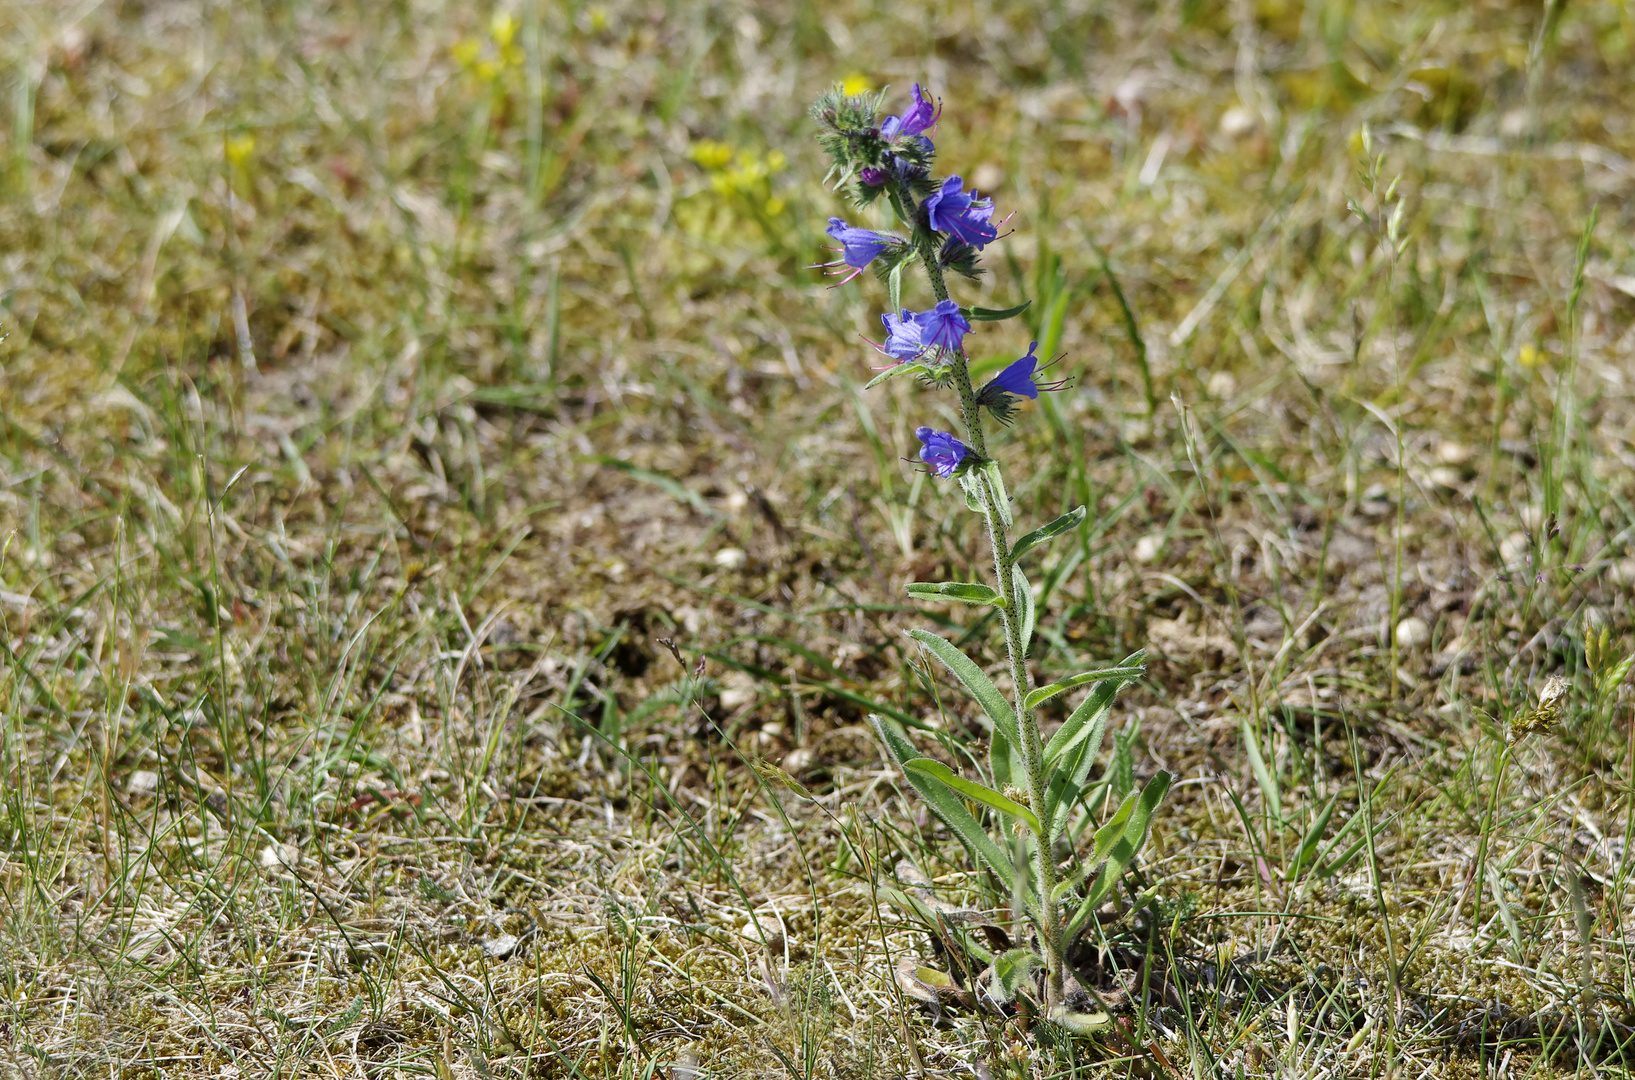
[977,341,1069,423]
[879,309,926,360]
[917,299,972,353]
[859,166,888,186]
[816,217,900,286]
[924,176,997,248]
[915,427,970,478]
[881,83,939,142]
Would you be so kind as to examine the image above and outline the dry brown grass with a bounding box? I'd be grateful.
[3,0,1635,1076]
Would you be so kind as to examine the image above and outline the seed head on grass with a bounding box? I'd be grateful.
[1508,674,1571,743]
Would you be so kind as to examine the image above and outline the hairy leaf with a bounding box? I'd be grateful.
[963,301,1033,322]
[869,715,1015,890]
[908,629,1021,749]
[1024,663,1145,712]
[1009,506,1087,564]
[904,758,1041,834]
[906,581,1003,607]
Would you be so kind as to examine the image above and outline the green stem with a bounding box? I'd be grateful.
[914,229,1064,1007]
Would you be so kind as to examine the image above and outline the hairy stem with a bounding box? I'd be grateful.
[914,227,1064,1006]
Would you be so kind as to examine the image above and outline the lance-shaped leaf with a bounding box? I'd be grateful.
[982,462,1013,528]
[904,758,1041,835]
[1024,663,1146,712]
[1009,506,1087,565]
[1011,565,1035,656]
[888,260,904,314]
[864,361,929,391]
[906,581,1003,607]
[869,714,1014,890]
[1043,653,1144,765]
[1063,771,1172,943]
[908,629,1020,749]
[1051,789,1139,903]
[962,301,1032,322]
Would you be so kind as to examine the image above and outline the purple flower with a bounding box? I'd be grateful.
[917,299,972,353]
[924,176,997,248]
[916,427,970,478]
[859,167,888,186]
[815,217,900,286]
[879,309,926,361]
[881,84,940,142]
[981,342,1068,401]
[977,342,1069,422]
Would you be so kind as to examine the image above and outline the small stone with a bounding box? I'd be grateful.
[1395,616,1431,650]
[1429,466,1464,491]
[713,547,747,570]
[482,934,518,959]
[1133,533,1165,563]
[1436,441,1474,466]
[1608,559,1635,586]
[128,770,159,796]
[1219,105,1256,137]
[782,747,816,775]
[1206,370,1237,399]
[260,842,300,869]
[971,162,1006,192]
[719,683,755,710]
[1499,532,1530,567]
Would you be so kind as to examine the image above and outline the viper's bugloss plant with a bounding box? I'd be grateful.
[808,83,1172,1030]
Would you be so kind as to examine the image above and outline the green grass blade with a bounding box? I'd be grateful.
[1239,713,1282,825]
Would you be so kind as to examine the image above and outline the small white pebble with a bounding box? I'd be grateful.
[1428,466,1463,491]
[1395,616,1431,650]
[1133,533,1165,563]
[713,547,747,570]
[1206,371,1237,399]
[1435,441,1473,466]
[1219,105,1256,137]
[971,162,1006,192]
[127,769,159,796]
[260,842,300,869]
[719,685,755,710]
[482,934,518,959]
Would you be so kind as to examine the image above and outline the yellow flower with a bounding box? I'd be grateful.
[588,6,608,32]
[1518,344,1545,369]
[490,11,519,49]
[841,73,871,96]
[475,57,502,83]
[225,134,256,166]
[764,149,787,172]
[689,140,734,170]
[451,36,482,69]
